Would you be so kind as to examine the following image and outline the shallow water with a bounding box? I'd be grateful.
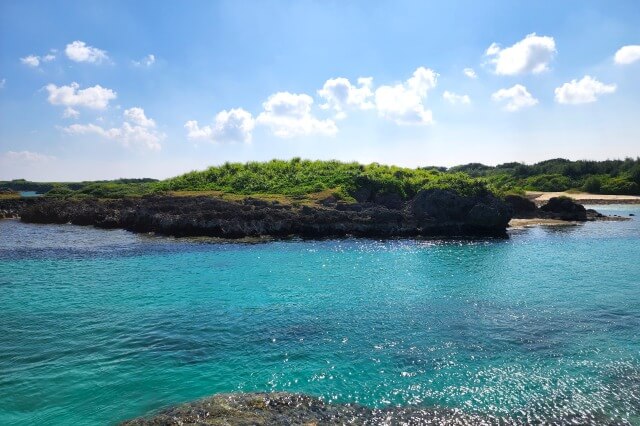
[1,206,639,425]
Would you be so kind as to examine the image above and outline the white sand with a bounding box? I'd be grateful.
[526,191,640,204]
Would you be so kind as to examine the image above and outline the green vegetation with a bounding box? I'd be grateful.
[451,157,640,195]
[154,159,489,200]
[1,157,639,201]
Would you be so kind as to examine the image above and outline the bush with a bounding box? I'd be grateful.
[582,176,602,193]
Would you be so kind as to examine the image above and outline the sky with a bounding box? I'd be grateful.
[0,0,639,181]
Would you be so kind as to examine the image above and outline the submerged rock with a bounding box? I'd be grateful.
[120,392,491,425]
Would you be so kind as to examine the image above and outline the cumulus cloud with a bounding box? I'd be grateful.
[492,84,538,111]
[20,51,56,68]
[133,54,156,67]
[2,150,56,162]
[185,108,255,143]
[65,41,108,63]
[374,67,437,125]
[486,33,556,75]
[63,107,80,119]
[124,107,156,127]
[554,76,616,105]
[442,91,471,105]
[21,55,40,67]
[614,45,640,65]
[463,68,477,79]
[64,107,163,150]
[184,120,212,140]
[257,92,337,137]
[318,77,374,118]
[46,82,117,110]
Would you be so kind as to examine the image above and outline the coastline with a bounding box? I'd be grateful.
[1,190,514,239]
[2,191,636,238]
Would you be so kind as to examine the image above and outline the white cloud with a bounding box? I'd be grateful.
[2,150,55,162]
[554,75,616,105]
[65,41,108,63]
[124,107,156,127]
[442,91,471,105]
[46,82,117,110]
[63,107,80,119]
[0,78,5,89]
[614,45,640,65]
[211,109,255,143]
[21,55,40,67]
[374,66,437,125]
[318,77,374,118]
[485,33,556,75]
[184,120,212,139]
[257,92,337,137]
[133,54,156,67]
[463,68,477,79]
[185,108,255,143]
[492,84,538,111]
[64,107,163,150]
[20,51,56,68]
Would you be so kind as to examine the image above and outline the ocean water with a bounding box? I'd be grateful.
[0,205,639,425]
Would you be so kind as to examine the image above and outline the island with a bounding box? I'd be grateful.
[2,158,636,238]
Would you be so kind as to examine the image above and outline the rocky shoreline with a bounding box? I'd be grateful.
[1,189,513,238]
[0,191,625,239]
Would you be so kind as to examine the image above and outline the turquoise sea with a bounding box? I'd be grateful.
[1,205,639,425]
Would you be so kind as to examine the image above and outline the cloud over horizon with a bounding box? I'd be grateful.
[64,107,164,150]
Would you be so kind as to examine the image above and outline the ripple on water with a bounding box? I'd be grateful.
[0,212,639,424]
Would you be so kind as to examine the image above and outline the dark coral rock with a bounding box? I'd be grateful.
[504,194,537,218]
[16,191,513,239]
[539,197,587,221]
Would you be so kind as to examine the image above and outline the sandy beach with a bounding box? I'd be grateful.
[527,191,640,205]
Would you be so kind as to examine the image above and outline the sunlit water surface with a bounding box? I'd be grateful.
[1,205,639,425]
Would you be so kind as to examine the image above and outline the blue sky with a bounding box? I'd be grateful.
[1,0,639,180]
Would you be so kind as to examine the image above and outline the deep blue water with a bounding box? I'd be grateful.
[1,205,639,425]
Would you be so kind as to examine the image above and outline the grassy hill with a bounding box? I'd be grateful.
[1,157,639,200]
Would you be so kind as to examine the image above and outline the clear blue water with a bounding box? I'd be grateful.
[1,205,639,425]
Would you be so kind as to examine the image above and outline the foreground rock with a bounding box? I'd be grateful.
[121,392,624,425]
[120,392,491,425]
[6,189,512,238]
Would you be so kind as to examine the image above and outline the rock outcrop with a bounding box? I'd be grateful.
[0,198,34,219]
[506,195,595,222]
[539,196,587,221]
[4,189,513,238]
[504,194,538,218]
